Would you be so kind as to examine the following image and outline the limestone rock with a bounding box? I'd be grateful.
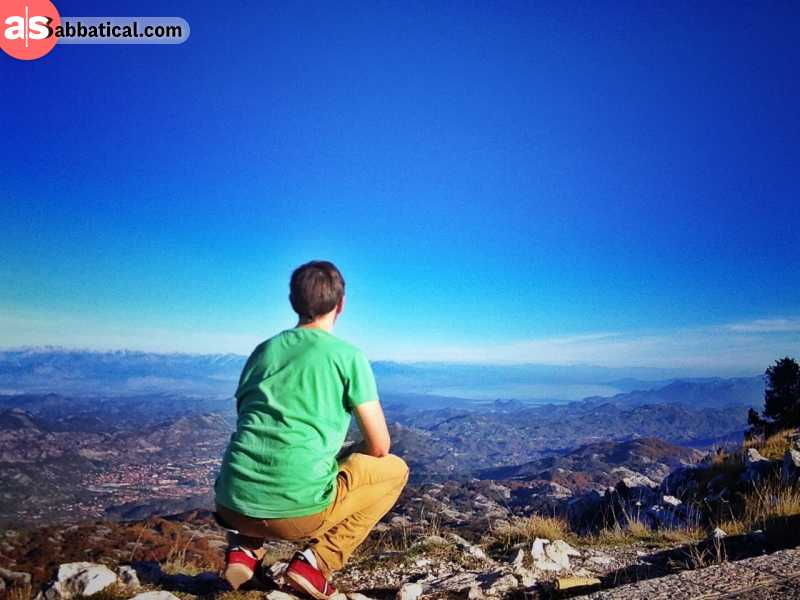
[426,572,480,594]
[266,591,301,600]
[397,582,423,600]
[41,562,117,599]
[467,585,484,599]
[510,548,525,568]
[422,534,449,546]
[348,593,377,600]
[0,567,32,587]
[484,573,519,596]
[129,593,181,600]
[447,533,489,560]
[530,538,576,572]
[117,565,140,590]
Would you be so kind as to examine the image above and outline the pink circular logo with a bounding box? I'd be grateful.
[0,0,61,60]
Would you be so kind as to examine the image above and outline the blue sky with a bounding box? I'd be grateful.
[1,1,798,373]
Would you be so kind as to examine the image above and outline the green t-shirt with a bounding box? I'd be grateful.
[214,327,378,518]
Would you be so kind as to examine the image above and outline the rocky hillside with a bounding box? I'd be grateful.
[2,428,800,599]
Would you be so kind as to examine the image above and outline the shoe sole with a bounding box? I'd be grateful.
[224,563,254,590]
[286,570,335,600]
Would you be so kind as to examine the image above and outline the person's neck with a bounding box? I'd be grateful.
[296,315,336,332]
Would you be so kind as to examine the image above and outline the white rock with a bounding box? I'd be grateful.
[266,591,301,600]
[662,495,682,508]
[426,572,479,593]
[396,582,423,600]
[530,538,575,572]
[117,565,140,589]
[530,538,549,560]
[447,533,488,560]
[747,448,768,463]
[542,540,574,571]
[517,568,537,588]
[484,573,519,596]
[422,535,449,546]
[510,548,525,568]
[348,594,376,600]
[0,567,32,587]
[467,585,484,599]
[129,593,181,600]
[549,539,580,557]
[43,563,117,599]
[414,558,431,567]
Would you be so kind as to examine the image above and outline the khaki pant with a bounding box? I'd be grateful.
[216,452,409,577]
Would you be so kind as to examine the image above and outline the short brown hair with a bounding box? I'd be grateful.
[289,261,345,324]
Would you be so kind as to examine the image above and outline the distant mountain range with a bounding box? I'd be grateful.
[0,347,764,403]
[581,376,765,409]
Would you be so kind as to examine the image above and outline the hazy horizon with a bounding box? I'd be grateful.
[0,345,772,402]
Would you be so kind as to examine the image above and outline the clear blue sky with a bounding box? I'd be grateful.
[1,1,798,372]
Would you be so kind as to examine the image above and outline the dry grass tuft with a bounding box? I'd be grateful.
[745,429,795,461]
[4,584,34,600]
[483,514,573,554]
[742,478,800,527]
[590,522,703,547]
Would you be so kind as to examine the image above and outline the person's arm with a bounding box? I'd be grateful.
[352,399,391,457]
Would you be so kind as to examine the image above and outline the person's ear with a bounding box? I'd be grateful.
[336,295,345,316]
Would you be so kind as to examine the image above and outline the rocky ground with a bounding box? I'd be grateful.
[3,503,800,600]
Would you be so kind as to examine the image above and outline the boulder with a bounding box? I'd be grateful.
[40,562,117,599]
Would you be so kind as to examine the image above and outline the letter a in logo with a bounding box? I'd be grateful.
[0,0,61,60]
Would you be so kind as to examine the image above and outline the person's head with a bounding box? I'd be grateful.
[289,260,345,325]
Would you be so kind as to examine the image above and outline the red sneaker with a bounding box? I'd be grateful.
[223,546,261,590]
[285,551,338,600]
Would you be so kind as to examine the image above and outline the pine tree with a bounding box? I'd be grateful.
[747,356,800,437]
